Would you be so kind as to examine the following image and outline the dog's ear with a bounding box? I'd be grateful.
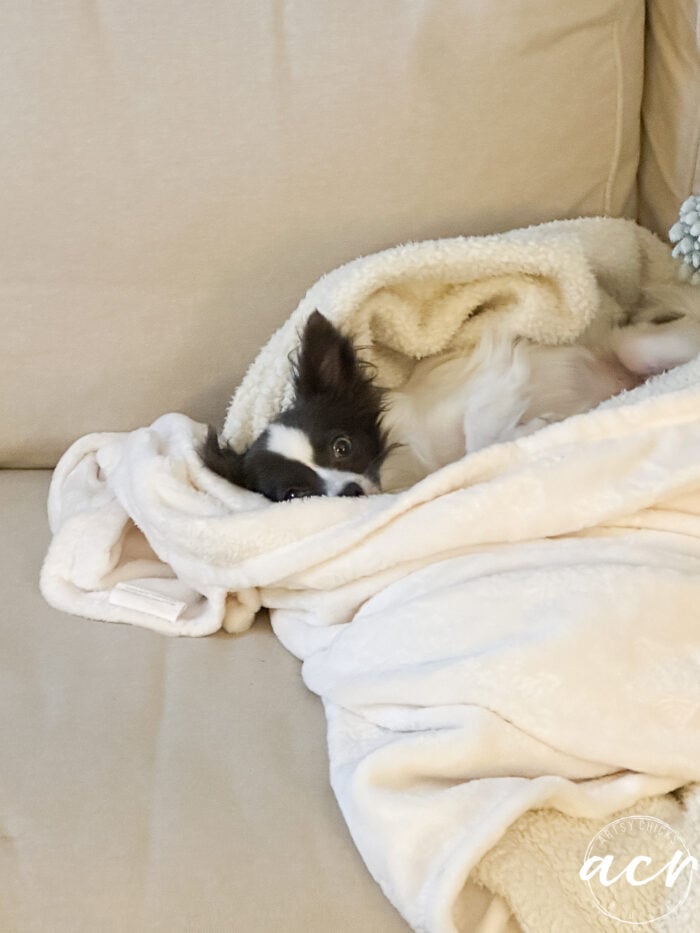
[293,310,359,398]
[200,427,245,484]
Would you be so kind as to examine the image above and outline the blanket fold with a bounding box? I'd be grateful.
[41,218,700,932]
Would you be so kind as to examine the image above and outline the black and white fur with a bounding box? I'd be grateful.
[203,285,700,499]
[202,311,389,501]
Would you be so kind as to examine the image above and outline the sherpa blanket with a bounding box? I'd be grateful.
[42,218,700,932]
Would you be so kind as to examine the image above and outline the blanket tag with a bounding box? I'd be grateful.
[110,580,189,622]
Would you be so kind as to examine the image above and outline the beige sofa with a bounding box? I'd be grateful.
[2,3,698,930]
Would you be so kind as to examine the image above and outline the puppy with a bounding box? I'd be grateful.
[202,311,389,500]
[203,285,700,498]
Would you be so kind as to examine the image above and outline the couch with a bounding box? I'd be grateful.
[2,2,698,930]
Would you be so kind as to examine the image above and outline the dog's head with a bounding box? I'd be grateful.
[202,311,389,501]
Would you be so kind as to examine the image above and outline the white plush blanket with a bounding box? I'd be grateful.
[41,218,700,931]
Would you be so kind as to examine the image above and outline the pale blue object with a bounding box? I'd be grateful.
[669,194,700,284]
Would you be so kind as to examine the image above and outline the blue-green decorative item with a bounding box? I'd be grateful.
[669,195,700,284]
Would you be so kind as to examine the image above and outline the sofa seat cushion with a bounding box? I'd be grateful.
[0,470,518,931]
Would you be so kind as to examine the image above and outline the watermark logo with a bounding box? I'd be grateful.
[580,815,697,925]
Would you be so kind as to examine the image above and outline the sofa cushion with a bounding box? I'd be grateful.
[0,470,518,931]
[638,0,700,237]
[0,471,407,930]
[1,0,644,466]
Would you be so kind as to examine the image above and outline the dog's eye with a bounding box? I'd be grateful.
[332,435,352,459]
[282,487,311,501]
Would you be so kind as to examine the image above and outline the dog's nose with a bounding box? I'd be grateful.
[340,481,365,497]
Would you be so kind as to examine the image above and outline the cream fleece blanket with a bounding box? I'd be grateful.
[41,218,700,932]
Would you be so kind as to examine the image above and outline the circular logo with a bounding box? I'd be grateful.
[580,815,697,925]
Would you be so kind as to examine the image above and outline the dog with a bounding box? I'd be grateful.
[203,285,700,498]
[201,311,389,500]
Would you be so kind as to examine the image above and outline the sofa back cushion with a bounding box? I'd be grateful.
[2,0,645,466]
[638,0,700,237]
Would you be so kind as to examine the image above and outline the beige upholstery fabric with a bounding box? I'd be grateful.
[638,0,700,237]
[1,470,518,932]
[1,0,644,467]
[0,471,401,930]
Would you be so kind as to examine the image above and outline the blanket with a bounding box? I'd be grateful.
[41,218,700,931]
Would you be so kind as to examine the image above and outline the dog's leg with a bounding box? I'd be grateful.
[611,317,700,376]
